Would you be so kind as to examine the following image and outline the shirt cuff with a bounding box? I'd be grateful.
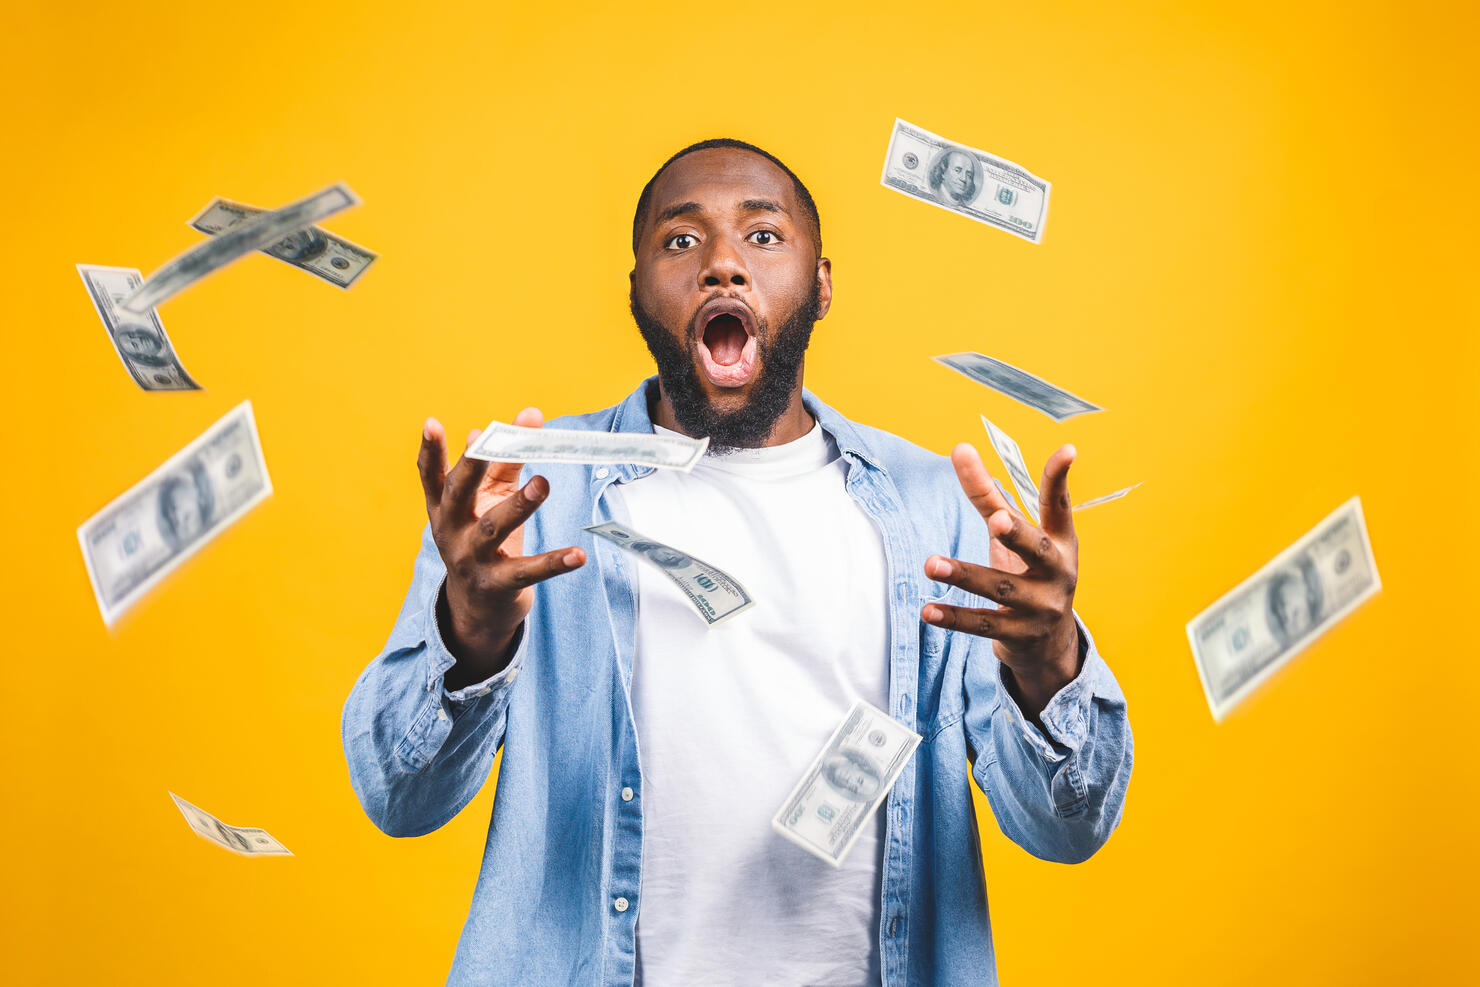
[422,576,529,704]
[996,613,1125,762]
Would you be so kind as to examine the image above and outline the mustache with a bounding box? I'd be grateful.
[630,281,822,452]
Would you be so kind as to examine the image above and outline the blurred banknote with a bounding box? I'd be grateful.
[77,264,201,391]
[120,183,359,313]
[772,701,921,866]
[1187,497,1380,721]
[880,118,1051,243]
[78,401,272,626]
[470,422,708,472]
[1075,483,1141,512]
[188,197,377,288]
[936,352,1100,421]
[169,793,292,856]
[978,417,1138,523]
[980,414,1042,524]
[584,521,752,625]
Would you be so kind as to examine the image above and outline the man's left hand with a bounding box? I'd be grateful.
[922,442,1082,719]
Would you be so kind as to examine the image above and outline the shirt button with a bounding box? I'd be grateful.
[595,467,610,479]
[621,787,634,802]
[614,896,629,912]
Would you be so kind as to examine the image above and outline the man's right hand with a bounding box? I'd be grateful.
[417,407,586,688]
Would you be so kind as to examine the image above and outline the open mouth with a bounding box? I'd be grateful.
[695,301,758,388]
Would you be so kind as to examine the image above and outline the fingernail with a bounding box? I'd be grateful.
[922,605,940,623]
[563,550,582,567]
[928,558,950,579]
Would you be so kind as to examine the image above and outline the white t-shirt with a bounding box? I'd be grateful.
[613,420,891,987]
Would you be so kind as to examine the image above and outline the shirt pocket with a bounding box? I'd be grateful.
[919,591,962,741]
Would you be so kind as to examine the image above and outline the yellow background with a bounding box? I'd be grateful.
[3,0,1476,983]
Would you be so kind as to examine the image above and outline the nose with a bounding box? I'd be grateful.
[699,237,749,289]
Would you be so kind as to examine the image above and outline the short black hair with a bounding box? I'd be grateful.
[632,138,822,258]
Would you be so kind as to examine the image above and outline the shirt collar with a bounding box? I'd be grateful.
[605,376,886,481]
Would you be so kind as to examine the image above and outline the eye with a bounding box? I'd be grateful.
[664,232,698,250]
[747,230,780,246]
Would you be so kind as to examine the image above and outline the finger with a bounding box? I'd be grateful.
[476,406,548,494]
[1038,444,1077,538]
[474,476,550,555]
[951,443,1016,524]
[985,504,1061,572]
[920,602,1039,644]
[443,433,493,519]
[924,555,1040,609]
[488,546,587,591]
[417,418,450,517]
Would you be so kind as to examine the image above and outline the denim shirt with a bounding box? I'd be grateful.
[342,379,1133,986]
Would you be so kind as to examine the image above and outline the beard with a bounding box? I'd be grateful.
[631,282,821,453]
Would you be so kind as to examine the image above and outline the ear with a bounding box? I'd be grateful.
[815,257,833,320]
[628,268,636,304]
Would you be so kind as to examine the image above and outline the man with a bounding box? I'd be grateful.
[929,147,978,206]
[114,325,171,367]
[156,464,212,550]
[1265,555,1324,644]
[267,226,329,262]
[342,138,1132,986]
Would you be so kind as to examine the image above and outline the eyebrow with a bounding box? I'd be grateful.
[652,197,792,229]
[738,198,789,217]
[653,201,703,226]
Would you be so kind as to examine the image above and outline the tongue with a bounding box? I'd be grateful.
[704,314,747,366]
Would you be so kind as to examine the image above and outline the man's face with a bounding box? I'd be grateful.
[165,482,204,541]
[833,763,870,794]
[630,148,831,449]
[1273,576,1311,639]
[117,329,163,359]
[269,229,325,261]
[943,152,973,200]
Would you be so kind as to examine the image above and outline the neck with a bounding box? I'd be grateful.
[650,377,814,448]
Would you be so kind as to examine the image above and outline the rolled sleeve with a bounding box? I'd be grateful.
[343,527,524,838]
[967,611,1133,862]
[421,576,530,706]
[993,617,1125,762]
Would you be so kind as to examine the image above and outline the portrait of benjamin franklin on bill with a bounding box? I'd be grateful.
[928,147,981,206]
[114,326,170,367]
[822,748,883,803]
[267,226,329,262]
[1265,554,1325,645]
[630,541,687,570]
[156,461,215,551]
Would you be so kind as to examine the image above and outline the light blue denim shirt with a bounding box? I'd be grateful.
[342,379,1132,986]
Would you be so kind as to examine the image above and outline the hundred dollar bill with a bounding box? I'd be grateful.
[169,792,292,856]
[772,700,921,866]
[120,183,359,313]
[469,422,708,472]
[980,414,1042,524]
[188,197,377,288]
[935,352,1101,421]
[584,521,753,625]
[1075,483,1141,512]
[880,118,1051,243]
[1187,497,1380,722]
[980,417,1137,522]
[77,264,201,391]
[78,401,272,626]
